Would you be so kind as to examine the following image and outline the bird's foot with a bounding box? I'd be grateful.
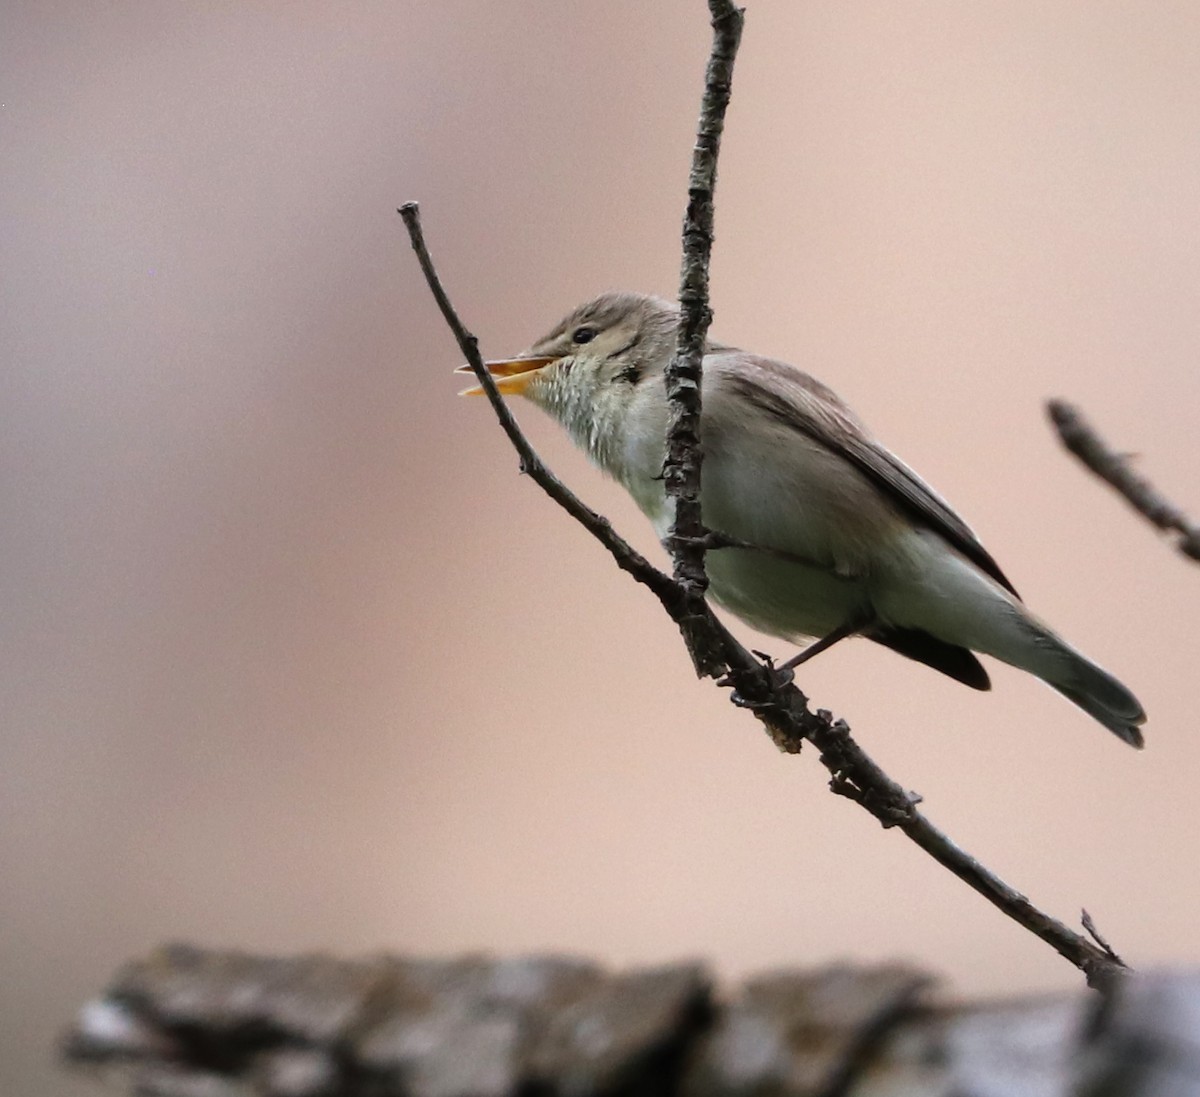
[751,649,795,686]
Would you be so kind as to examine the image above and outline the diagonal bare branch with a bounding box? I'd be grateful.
[398,219,1125,992]
[397,203,684,617]
[1048,399,1200,562]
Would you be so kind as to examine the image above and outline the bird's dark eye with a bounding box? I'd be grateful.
[572,326,596,345]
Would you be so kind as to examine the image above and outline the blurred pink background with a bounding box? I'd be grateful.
[4,3,1200,1094]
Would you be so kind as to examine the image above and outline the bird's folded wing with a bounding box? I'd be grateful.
[718,354,1020,600]
[851,438,1019,598]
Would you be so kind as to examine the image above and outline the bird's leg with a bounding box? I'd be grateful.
[778,615,870,672]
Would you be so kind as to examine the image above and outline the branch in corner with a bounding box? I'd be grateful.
[1048,399,1200,563]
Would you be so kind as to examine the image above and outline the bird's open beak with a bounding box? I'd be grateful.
[455,356,556,396]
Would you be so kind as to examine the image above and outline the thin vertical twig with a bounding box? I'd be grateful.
[661,0,745,678]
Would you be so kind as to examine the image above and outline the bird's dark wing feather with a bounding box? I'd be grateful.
[724,355,1020,599]
[847,438,1019,597]
[868,627,992,690]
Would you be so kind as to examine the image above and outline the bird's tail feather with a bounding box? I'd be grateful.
[973,605,1147,746]
[1048,672,1146,748]
[1034,636,1147,748]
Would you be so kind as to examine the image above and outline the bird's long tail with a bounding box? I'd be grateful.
[1003,618,1147,748]
[1044,651,1146,748]
[869,536,1146,744]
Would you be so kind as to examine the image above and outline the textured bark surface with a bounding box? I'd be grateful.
[63,947,1200,1097]
[661,0,745,679]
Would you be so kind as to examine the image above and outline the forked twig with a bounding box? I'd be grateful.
[399,2,1127,991]
[1082,909,1125,967]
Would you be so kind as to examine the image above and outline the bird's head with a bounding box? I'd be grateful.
[456,292,678,417]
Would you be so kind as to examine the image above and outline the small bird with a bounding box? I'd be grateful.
[458,292,1147,746]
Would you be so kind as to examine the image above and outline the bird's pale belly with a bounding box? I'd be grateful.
[704,547,872,643]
